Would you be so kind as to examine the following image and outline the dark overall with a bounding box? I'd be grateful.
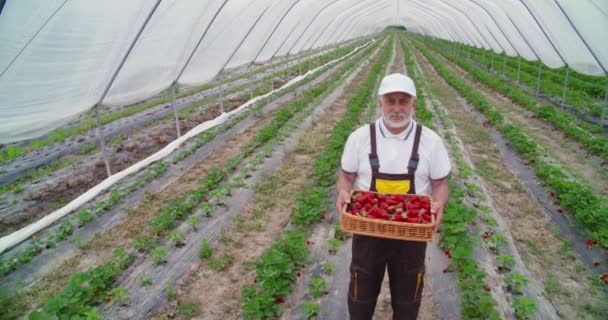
[348,123,427,320]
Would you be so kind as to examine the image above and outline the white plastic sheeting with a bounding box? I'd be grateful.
[0,41,370,254]
[1,0,607,143]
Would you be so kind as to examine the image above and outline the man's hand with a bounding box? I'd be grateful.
[336,189,351,213]
[336,170,356,214]
[431,201,445,233]
[430,178,449,233]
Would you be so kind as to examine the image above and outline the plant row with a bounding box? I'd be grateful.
[240,38,393,320]
[434,39,607,118]
[457,41,607,99]
[412,39,608,249]
[20,39,380,320]
[404,39,502,319]
[405,39,537,319]
[424,38,608,162]
[0,41,375,278]
[0,41,362,165]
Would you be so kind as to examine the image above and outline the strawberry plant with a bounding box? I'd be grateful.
[169,230,186,247]
[496,254,515,272]
[151,246,168,264]
[308,278,327,299]
[413,37,608,249]
[242,38,392,319]
[322,262,335,275]
[186,215,201,231]
[506,272,529,294]
[106,287,129,306]
[301,301,321,319]
[292,187,330,226]
[327,238,342,255]
[133,236,156,253]
[513,296,537,320]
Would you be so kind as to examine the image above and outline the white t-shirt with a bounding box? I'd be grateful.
[340,119,451,195]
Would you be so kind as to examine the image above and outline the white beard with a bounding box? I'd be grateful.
[382,110,412,129]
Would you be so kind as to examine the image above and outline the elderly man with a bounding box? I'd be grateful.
[336,73,450,320]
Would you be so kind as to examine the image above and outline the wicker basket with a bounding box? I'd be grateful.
[340,190,435,242]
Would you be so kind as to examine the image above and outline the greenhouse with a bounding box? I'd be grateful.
[0,0,607,319]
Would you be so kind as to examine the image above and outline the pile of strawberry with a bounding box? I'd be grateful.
[346,191,432,224]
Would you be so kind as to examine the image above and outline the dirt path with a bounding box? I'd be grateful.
[370,39,439,320]
[428,48,608,196]
[0,44,378,320]
[151,44,379,320]
[412,42,608,319]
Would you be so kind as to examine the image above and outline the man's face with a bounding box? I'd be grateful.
[379,91,416,129]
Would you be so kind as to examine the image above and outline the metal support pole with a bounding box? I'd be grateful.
[536,62,542,100]
[249,66,254,100]
[94,105,112,177]
[601,83,608,127]
[517,56,521,84]
[171,84,181,137]
[561,67,570,109]
[219,85,224,113]
[270,68,274,99]
[491,51,495,71]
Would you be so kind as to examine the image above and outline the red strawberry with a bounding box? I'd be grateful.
[387,199,399,206]
[601,273,608,285]
[557,208,564,213]
[593,259,600,267]
[444,250,452,259]
[297,272,302,277]
[587,239,596,250]
[406,217,420,223]
[321,212,326,220]
[276,297,285,304]
[484,284,491,292]
[442,266,449,273]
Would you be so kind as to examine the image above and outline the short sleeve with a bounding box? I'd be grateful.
[341,132,359,174]
[429,138,451,180]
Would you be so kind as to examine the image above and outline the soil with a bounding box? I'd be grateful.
[0,84,276,236]
[431,51,608,196]
[412,43,608,319]
[3,100,280,319]
[1,44,373,320]
[153,42,377,320]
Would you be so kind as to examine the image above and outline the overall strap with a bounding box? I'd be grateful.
[407,124,423,174]
[369,123,380,174]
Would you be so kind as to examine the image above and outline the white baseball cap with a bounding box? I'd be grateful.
[377,73,416,97]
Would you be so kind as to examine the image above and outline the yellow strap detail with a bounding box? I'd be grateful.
[354,272,358,301]
[375,179,410,194]
[414,272,422,300]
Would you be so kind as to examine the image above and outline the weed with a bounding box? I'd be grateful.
[139,274,153,287]
[209,253,234,272]
[166,281,176,301]
[199,240,213,260]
